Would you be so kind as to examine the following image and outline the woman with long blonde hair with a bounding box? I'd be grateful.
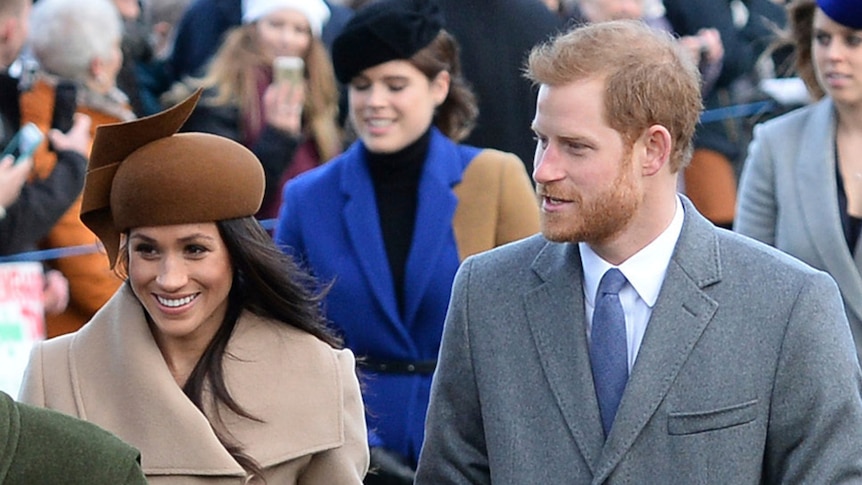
[169,0,342,218]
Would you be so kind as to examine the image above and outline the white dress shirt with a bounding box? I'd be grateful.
[581,196,685,371]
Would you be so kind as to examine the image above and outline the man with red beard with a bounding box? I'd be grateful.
[415,20,862,484]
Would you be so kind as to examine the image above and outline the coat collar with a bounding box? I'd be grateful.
[525,197,720,479]
[66,285,345,477]
[338,128,468,330]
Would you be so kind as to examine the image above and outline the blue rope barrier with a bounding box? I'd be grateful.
[0,218,278,264]
[699,100,776,124]
[0,244,99,263]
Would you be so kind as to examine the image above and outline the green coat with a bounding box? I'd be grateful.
[0,391,147,484]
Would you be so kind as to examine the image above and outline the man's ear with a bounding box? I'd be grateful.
[640,124,672,177]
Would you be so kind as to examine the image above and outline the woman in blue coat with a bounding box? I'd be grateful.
[273,0,539,480]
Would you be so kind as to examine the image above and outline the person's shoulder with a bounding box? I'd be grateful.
[34,330,76,357]
[755,98,831,135]
[458,147,525,182]
[15,402,139,457]
[284,145,356,194]
[466,233,549,270]
[470,148,524,169]
[8,396,145,483]
[715,226,828,279]
[239,313,341,366]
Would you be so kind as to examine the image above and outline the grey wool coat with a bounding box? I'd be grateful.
[416,197,862,484]
[735,97,862,363]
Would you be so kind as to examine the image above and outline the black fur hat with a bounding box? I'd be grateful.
[331,0,444,84]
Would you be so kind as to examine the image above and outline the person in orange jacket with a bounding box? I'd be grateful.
[21,0,136,336]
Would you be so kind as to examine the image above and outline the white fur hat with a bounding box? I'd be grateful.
[242,0,331,36]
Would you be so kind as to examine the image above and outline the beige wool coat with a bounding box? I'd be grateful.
[19,284,369,484]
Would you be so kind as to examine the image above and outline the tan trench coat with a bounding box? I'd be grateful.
[20,285,369,484]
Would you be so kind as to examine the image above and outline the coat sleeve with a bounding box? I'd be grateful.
[0,150,87,255]
[120,459,149,485]
[764,270,862,482]
[734,122,778,245]
[298,349,369,484]
[415,258,492,485]
[10,398,149,484]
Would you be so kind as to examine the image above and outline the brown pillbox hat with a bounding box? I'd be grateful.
[80,90,265,268]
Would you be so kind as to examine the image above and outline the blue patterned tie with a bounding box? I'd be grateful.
[590,268,629,438]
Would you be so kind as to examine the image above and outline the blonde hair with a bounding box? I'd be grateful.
[196,23,342,161]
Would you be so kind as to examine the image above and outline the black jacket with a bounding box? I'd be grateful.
[0,73,88,256]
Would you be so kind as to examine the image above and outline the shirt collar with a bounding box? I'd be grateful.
[581,196,685,307]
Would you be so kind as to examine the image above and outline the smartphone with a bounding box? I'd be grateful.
[273,56,305,85]
[2,123,44,164]
[51,81,77,133]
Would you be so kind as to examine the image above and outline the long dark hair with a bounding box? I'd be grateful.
[120,216,339,479]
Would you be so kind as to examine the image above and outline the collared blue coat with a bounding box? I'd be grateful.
[274,128,538,464]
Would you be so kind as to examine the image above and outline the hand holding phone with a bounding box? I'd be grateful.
[48,113,91,156]
[273,56,305,86]
[51,81,77,134]
[1,123,45,165]
[0,151,32,210]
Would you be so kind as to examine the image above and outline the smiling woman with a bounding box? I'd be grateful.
[165,0,343,220]
[126,224,234,383]
[17,90,369,484]
[273,1,540,482]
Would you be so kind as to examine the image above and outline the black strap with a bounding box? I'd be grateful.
[359,359,437,375]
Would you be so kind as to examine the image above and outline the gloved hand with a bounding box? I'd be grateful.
[363,447,415,485]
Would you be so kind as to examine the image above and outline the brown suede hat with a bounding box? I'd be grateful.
[80,90,265,268]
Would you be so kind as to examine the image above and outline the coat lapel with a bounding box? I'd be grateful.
[403,131,464,325]
[795,99,862,322]
[593,200,720,482]
[67,286,346,477]
[525,241,605,475]
[339,146,402,326]
[69,287,243,476]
